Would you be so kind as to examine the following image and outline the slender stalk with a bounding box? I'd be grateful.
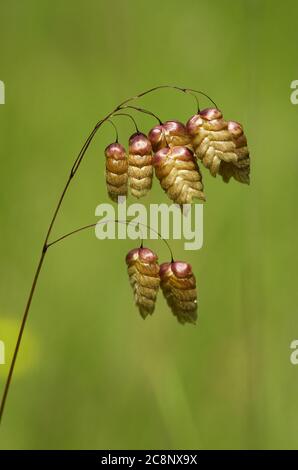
[120,105,163,124]
[119,85,218,109]
[47,219,174,261]
[0,84,216,423]
[112,113,139,133]
[185,91,201,113]
[106,119,119,142]
[0,250,46,422]
[184,88,218,109]
[0,110,119,424]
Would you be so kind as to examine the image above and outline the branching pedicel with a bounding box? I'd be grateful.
[0,85,250,423]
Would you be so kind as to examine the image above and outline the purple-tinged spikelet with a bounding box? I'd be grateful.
[219,121,250,184]
[186,108,239,177]
[126,247,160,319]
[153,146,205,205]
[128,132,153,198]
[160,261,198,324]
[148,120,192,152]
[105,142,128,202]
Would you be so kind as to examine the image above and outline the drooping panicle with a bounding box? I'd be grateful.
[128,132,153,198]
[153,145,205,205]
[126,247,160,319]
[219,121,250,184]
[105,142,128,202]
[148,120,192,152]
[160,261,198,325]
[186,108,239,177]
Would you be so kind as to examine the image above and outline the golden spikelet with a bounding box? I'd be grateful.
[153,146,205,205]
[126,247,160,319]
[186,108,239,177]
[219,121,250,184]
[128,132,153,198]
[160,261,198,324]
[105,142,128,202]
[148,120,192,152]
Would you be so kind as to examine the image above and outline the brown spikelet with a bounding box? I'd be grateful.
[153,146,205,205]
[148,120,192,152]
[105,142,128,202]
[126,247,160,319]
[186,108,239,177]
[218,121,250,184]
[160,261,198,324]
[128,132,153,198]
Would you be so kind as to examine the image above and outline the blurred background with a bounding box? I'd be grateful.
[0,0,298,450]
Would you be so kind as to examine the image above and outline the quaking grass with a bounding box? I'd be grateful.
[0,85,217,423]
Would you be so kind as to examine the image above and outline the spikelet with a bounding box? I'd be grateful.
[128,132,153,198]
[148,120,192,152]
[105,142,128,202]
[218,121,250,184]
[126,247,160,319]
[186,108,239,177]
[160,261,198,325]
[153,146,205,205]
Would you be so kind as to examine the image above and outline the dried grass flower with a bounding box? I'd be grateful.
[160,261,198,324]
[148,120,192,152]
[219,120,250,184]
[105,142,128,202]
[186,108,238,177]
[128,132,153,198]
[126,247,160,319]
[153,145,205,205]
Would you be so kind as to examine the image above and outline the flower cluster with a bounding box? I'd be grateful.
[104,99,250,324]
[105,108,250,205]
[126,247,198,325]
[186,109,250,184]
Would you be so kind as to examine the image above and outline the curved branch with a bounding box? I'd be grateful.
[47,219,174,261]
[106,119,119,142]
[119,85,218,110]
[111,112,139,133]
[120,105,163,124]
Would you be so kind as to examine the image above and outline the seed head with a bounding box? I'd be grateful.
[128,132,153,198]
[153,145,205,205]
[186,108,239,177]
[219,121,250,184]
[105,142,128,202]
[126,247,160,319]
[160,261,198,325]
[148,120,192,152]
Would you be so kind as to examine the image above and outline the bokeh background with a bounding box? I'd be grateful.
[0,0,298,450]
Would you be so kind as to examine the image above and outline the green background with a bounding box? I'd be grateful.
[0,0,298,450]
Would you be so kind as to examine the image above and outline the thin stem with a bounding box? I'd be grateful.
[112,112,139,133]
[185,90,201,113]
[0,249,47,422]
[47,219,174,261]
[70,121,102,177]
[106,119,119,142]
[184,88,218,109]
[0,107,120,423]
[119,85,218,110]
[120,105,162,124]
